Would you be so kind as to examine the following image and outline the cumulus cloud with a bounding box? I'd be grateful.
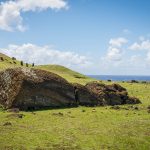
[0,0,68,31]
[99,36,150,75]
[105,47,122,61]
[129,39,150,64]
[129,40,150,51]
[103,37,128,61]
[0,43,91,68]
[109,37,128,47]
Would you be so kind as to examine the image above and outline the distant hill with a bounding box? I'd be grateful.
[36,65,94,84]
[0,53,94,84]
[0,53,21,70]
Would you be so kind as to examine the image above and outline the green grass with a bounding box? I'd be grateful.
[0,82,150,150]
[0,53,20,70]
[0,53,94,84]
[0,53,32,70]
[0,53,150,149]
[35,65,95,84]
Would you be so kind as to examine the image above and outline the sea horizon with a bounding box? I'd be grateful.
[88,75,150,81]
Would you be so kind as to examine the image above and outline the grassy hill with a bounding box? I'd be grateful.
[0,53,150,149]
[0,53,20,70]
[36,65,94,84]
[0,53,94,84]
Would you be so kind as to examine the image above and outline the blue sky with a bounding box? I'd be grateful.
[0,0,150,75]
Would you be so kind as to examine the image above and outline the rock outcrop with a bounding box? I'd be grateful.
[85,82,141,105]
[0,68,141,110]
[0,68,76,110]
[72,83,100,106]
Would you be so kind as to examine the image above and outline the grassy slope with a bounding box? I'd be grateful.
[36,65,95,84]
[0,53,150,150]
[0,53,94,84]
[0,53,19,70]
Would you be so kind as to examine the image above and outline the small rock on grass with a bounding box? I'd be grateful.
[7,108,19,113]
[147,105,150,110]
[123,108,129,110]
[110,105,120,110]
[7,113,25,118]
[92,109,96,112]
[52,112,63,116]
[31,112,36,115]
[3,122,12,126]
[18,114,24,118]
[134,106,139,110]
[128,105,134,109]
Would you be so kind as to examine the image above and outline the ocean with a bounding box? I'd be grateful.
[88,75,150,81]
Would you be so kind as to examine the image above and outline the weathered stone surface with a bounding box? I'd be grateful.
[0,68,76,110]
[72,83,100,106]
[85,82,141,105]
[126,97,141,104]
[7,108,20,113]
[0,68,141,110]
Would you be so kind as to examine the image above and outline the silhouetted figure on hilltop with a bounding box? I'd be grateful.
[20,61,24,66]
[26,63,29,67]
[0,57,4,61]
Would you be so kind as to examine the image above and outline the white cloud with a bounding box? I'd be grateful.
[109,37,128,47]
[98,36,150,75]
[129,39,150,65]
[0,43,91,68]
[105,47,122,61]
[129,42,141,50]
[103,37,128,62]
[0,0,68,31]
[129,40,150,51]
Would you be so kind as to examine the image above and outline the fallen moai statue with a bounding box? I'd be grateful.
[0,68,141,110]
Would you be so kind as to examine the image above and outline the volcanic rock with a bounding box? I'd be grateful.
[0,68,76,110]
[85,82,141,105]
[72,83,100,106]
[0,68,141,110]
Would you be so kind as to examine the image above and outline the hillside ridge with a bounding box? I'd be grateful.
[0,53,94,83]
